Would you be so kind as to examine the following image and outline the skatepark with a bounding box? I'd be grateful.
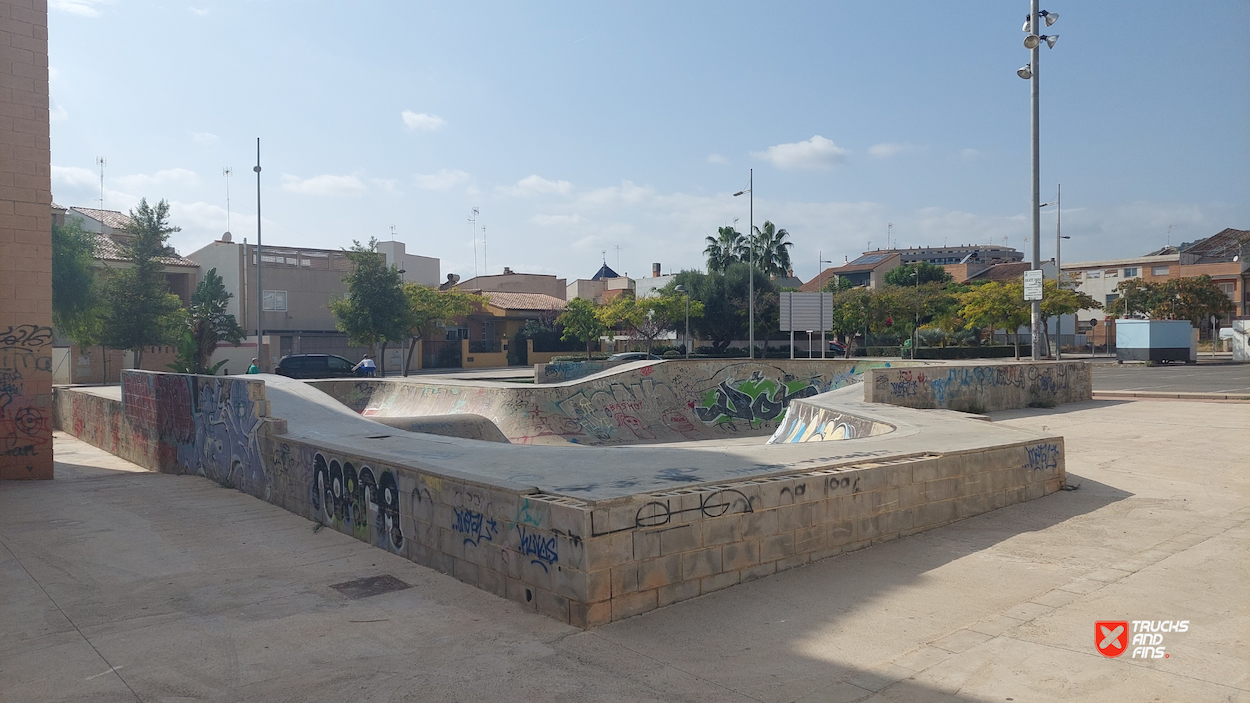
[49,358,1089,627]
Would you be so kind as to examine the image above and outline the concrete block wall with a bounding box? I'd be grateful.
[0,0,53,479]
[866,361,1091,412]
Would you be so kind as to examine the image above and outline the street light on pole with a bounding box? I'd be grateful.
[733,169,754,359]
[818,253,833,359]
[1041,184,1070,358]
[1019,3,1059,361]
[675,285,690,359]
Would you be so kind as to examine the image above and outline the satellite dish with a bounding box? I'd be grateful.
[221,231,233,242]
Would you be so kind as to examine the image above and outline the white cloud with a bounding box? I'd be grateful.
[50,0,109,17]
[499,174,573,197]
[50,101,68,121]
[707,153,729,165]
[192,132,218,142]
[189,7,209,16]
[371,178,400,193]
[577,181,651,207]
[115,168,200,192]
[52,165,98,187]
[280,173,367,197]
[414,169,470,191]
[960,148,980,161]
[401,111,446,131]
[751,135,850,170]
[530,214,582,227]
[868,143,911,158]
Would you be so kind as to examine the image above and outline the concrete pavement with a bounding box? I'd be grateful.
[2,398,1247,702]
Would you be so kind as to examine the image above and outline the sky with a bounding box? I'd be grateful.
[47,0,1249,284]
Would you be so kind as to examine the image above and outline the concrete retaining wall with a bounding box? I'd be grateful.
[316,359,909,446]
[534,359,629,384]
[865,361,1091,412]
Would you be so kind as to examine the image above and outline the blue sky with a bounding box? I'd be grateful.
[48,1,1249,283]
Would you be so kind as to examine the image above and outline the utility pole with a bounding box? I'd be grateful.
[254,138,264,371]
[223,167,232,235]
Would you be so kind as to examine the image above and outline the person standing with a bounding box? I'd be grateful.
[247,358,260,374]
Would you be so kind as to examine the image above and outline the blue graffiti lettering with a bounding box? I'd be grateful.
[453,508,498,547]
[516,525,559,572]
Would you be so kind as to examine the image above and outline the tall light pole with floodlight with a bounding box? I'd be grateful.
[1018,2,1059,360]
[733,170,754,359]
[818,253,833,358]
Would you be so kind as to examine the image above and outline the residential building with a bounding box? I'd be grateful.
[952,261,1056,284]
[635,263,679,299]
[802,252,901,291]
[375,240,440,286]
[456,267,566,299]
[1062,227,1248,342]
[892,244,1024,266]
[566,263,634,303]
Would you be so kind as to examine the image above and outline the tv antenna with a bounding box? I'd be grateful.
[390,224,396,241]
[482,225,487,275]
[469,207,479,278]
[95,156,106,209]
[887,222,893,250]
[223,167,232,234]
[615,244,621,271]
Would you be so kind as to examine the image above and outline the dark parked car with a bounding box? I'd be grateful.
[827,340,848,356]
[274,354,359,379]
[608,352,664,362]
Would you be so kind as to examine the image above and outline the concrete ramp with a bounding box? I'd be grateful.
[311,358,912,446]
[768,386,895,444]
[371,414,509,443]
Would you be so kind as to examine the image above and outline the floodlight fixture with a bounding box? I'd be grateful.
[1043,34,1059,48]
[1017,64,1033,79]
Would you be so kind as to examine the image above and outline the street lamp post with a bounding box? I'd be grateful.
[818,253,833,358]
[675,285,690,359]
[733,170,754,359]
[1018,3,1059,361]
[1041,184,1070,358]
[254,138,264,371]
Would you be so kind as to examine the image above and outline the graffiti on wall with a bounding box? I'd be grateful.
[311,451,404,552]
[768,401,889,444]
[516,525,559,572]
[1023,443,1061,472]
[874,364,1079,408]
[1,324,53,460]
[694,372,823,428]
[453,507,499,547]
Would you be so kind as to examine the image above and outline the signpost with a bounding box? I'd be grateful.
[780,292,834,359]
[1023,269,1044,301]
[1089,317,1099,357]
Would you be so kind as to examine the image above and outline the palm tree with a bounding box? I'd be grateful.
[703,226,746,272]
[751,221,793,277]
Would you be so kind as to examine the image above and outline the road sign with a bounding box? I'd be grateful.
[1023,269,1044,301]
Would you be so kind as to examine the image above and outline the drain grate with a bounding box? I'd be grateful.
[329,574,412,600]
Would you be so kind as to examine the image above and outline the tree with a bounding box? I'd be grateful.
[51,218,103,348]
[703,226,746,273]
[821,275,854,293]
[830,288,872,357]
[1106,275,1234,327]
[100,198,187,368]
[166,268,246,375]
[958,280,1031,358]
[328,239,409,376]
[673,263,774,353]
[1040,280,1101,356]
[400,285,485,375]
[750,221,793,277]
[884,262,953,287]
[601,291,704,356]
[557,297,606,359]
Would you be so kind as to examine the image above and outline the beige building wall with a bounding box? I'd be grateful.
[1,0,54,479]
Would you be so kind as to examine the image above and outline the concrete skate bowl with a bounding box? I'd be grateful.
[309,359,915,446]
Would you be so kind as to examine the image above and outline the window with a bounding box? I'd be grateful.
[1105,294,1120,305]
[1218,282,1236,300]
[1086,271,1101,279]
[1104,269,1118,278]
[445,327,469,341]
[262,290,287,311]
[1123,267,1139,277]
[1151,266,1170,276]
[327,356,352,371]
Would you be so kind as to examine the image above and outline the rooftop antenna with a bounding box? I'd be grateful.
[615,244,621,272]
[390,224,396,241]
[1167,224,1173,247]
[482,225,487,275]
[95,156,106,209]
[469,207,479,278]
[887,222,893,250]
[223,167,232,235]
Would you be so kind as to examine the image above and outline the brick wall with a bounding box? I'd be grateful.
[0,0,53,479]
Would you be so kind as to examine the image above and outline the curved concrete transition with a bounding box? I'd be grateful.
[52,360,1081,629]
[311,358,914,446]
[768,390,896,444]
[371,414,510,443]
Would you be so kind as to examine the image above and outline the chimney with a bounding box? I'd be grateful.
[503,266,513,275]
[652,263,661,278]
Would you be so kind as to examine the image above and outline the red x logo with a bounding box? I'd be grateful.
[1096,621,1129,657]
